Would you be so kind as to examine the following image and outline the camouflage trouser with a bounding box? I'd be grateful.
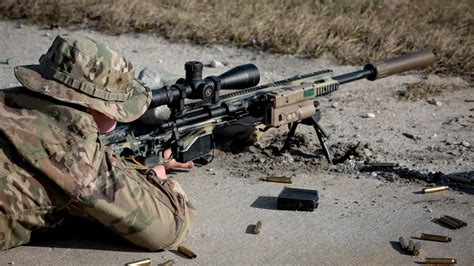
[0,145,195,251]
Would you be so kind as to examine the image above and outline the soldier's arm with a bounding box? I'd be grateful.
[76,145,195,250]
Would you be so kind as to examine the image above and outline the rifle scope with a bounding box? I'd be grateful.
[149,61,260,108]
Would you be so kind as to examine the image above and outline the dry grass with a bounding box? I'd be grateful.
[1,0,473,82]
[398,82,465,101]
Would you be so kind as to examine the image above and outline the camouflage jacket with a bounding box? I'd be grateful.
[0,87,193,250]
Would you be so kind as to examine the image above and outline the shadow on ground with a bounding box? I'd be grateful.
[27,220,146,252]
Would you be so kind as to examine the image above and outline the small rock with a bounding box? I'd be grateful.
[371,172,378,177]
[362,113,376,118]
[258,157,266,164]
[248,146,259,153]
[206,168,214,172]
[209,60,224,68]
[427,98,442,106]
[131,49,139,53]
[363,148,373,157]
[461,141,470,147]
[402,132,420,140]
[426,208,432,213]
[43,32,51,37]
[17,23,24,29]
[331,102,339,108]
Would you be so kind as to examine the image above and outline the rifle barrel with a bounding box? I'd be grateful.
[333,50,435,85]
[333,69,373,85]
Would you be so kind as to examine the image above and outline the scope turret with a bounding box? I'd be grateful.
[149,62,260,109]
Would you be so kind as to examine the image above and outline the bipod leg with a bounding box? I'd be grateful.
[311,116,333,164]
[279,122,299,154]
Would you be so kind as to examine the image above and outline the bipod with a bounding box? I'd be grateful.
[280,115,333,164]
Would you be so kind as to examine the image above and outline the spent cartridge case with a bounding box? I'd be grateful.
[448,175,472,184]
[420,233,452,242]
[126,258,151,266]
[399,236,408,250]
[443,215,467,227]
[254,221,262,234]
[158,260,175,266]
[178,246,197,259]
[413,242,421,256]
[408,240,415,253]
[422,186,449,194]
[265,176,292,184]
[439,216,460,229]
[422,258,457,264]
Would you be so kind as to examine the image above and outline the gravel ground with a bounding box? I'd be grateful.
[0,21,473,265]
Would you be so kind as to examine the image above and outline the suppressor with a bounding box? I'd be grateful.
[422,186,449,194]
[422,258,457,264]
[178,246,197,259]
[420,233,452,242]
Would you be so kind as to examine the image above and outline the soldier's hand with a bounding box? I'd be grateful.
[152,164,168,181]
[162,148,194,170]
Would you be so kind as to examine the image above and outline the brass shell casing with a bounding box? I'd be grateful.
[422,186,449,194]
[420,233,452,242]
[399,237,408,250]
[422,258,457,264]
[448,175,472,184]
[408,240,415,253]
[439,216,460,229]
[254,221,262,234]
[444,215,467,227]
[178,246,197,259]
[265,176,293,184]
[158,260,176,266]
[126,258,152,266]
[413,242,421,256]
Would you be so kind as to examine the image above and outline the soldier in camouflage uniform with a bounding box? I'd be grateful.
[0,35,195,250]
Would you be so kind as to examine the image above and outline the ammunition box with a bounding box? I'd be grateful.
[277,187,319,211]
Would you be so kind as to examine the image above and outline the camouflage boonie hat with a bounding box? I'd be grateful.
[14,34,151,122]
